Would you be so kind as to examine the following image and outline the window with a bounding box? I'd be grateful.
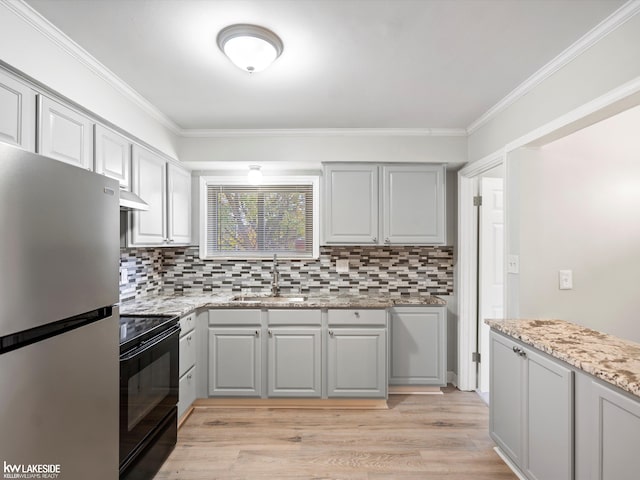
[200,176,319,259]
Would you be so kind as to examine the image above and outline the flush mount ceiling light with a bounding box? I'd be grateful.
[247,165,263,185]
[217,24,283,73]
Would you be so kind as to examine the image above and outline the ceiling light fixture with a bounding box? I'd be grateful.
[217,24,283,73]
[247,165,263,185]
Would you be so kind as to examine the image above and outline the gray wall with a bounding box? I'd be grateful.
[468,11,640,162]
[509,105,640,342]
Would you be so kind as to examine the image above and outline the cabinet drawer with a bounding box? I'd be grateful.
[209,309,261,325]
[268,309,321,325]
[179,330,196,377]
[328,309,387,326]
[178,366,196,419]
[180,312,196,336]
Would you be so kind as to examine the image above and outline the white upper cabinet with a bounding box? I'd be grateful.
[129,145,191,247]
[94,124,131,189]
[0,70,35,152]
[38,95,93,170]
[382,165,445,244]
[130,145,167,245]
[323,163,446,245]
[167,163,192,245]
[323,164,379,244]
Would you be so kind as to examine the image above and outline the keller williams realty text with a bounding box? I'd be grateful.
[3,462,61,479]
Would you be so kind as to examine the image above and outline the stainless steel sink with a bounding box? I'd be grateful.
[231,295,307,303]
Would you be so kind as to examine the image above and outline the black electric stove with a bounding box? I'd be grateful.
[118,314,180,480]
[119,314,179,354]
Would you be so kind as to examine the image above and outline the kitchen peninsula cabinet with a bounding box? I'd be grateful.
[327,309,387,398]
[389,306,446,386]
[129,145,191,246]
[0,69,35,151]
[38,95,94,170]
[490,331,574,480]
[322,163,445,245]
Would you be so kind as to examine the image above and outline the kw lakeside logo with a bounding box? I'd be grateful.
[2,462,61,479]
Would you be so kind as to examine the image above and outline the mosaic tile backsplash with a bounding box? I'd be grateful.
[120,245,454,302]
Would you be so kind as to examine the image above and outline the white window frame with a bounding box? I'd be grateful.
[199,175,320,260]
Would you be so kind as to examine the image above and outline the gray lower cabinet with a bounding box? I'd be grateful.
[327,309,387,398]
[178,312,197,418]
[389,306,446,386]
[591,381,640,480]
[267,327,322,397]
[490,330,574,480]
[208,326,262,397]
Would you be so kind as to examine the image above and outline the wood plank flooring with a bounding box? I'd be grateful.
[155,386,516,479]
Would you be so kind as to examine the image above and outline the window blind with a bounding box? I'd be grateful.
[206,184,314,257]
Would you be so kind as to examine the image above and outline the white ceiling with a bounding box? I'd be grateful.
[25,0,625,131]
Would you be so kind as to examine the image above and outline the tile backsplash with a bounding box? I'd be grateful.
[120,245,454,302]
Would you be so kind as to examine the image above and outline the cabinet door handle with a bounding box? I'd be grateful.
[384,238,390,244]
[255,330,260,337]
[372,237,377,243]
[187,335,192,342]
[519,350,527,358]
[329,330,334,336]
[354,311,360,318]
[187,373,193,380]
[512,346,521,355]
[268,329,272,337]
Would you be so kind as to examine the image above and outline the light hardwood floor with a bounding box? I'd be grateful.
[155,387,516,479]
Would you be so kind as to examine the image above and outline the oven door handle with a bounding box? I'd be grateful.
[120,324,181,361]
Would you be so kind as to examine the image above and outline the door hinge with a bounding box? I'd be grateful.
[472,352,481,363]
[473,195,482,206]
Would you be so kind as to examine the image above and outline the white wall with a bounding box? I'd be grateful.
[468,11,640,162]
[179,134,467,170]
[511,105,640,342]
[0,1,179,159]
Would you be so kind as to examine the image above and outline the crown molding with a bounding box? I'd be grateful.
[466,0,640,135]
[7,0,181,134]
[179,127,468,138]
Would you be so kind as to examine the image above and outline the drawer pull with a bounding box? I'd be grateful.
[354,311,360,318]
[255,330,260,337]
[329,330,334,336]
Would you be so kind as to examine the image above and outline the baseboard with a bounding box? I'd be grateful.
[493,447,528,480]
[388,385,443,395]
[192,398,389,410]
[447,371,458,387]
[178,406,194,429]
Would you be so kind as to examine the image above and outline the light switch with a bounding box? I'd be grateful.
[559,270,573,290]
[507,255,519,274]
[336,259,350,273]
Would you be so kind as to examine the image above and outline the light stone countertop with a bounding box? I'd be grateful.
[486,318,640,398]
[119,292,446,317]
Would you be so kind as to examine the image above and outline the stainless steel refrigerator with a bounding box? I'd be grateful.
[0,143,120,479]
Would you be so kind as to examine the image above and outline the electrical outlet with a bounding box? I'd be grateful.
[120,268,128,285]
[507,255,519,274]
[336,259,350,273]
[559,270,573,290]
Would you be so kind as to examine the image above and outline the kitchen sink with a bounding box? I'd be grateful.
[231,295,307,303]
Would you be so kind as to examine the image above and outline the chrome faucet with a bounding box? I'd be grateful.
[271,253,280,296]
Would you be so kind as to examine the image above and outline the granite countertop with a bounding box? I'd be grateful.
[119,292,446,317]
[486,318,640,398]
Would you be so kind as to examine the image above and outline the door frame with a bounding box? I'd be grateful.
[457,75,640,391]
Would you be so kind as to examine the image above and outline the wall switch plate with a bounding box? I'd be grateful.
[559,270,573,290]
[336,259,350,273]
[120,268,128,285]
[507,255,519,274]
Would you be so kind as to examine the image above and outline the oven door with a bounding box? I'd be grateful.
[119,324,180,467]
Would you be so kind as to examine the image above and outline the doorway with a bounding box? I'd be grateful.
[477,168,504,401]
